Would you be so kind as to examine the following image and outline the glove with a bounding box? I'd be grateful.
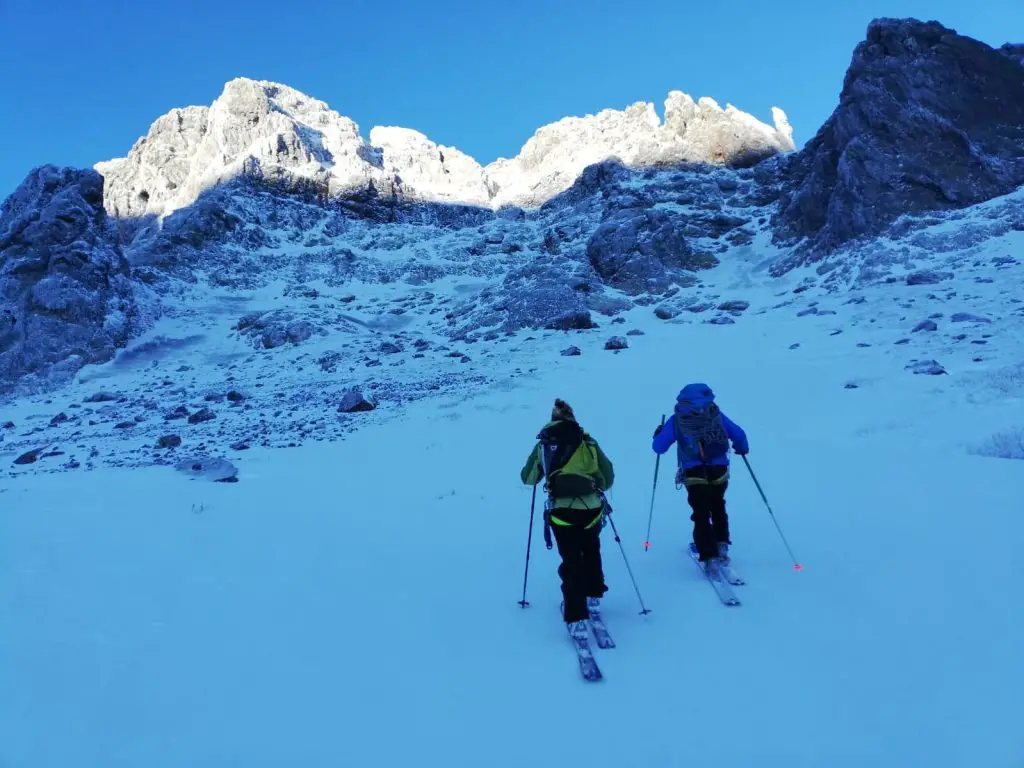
[653,423,664,438]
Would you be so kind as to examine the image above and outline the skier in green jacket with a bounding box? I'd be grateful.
[521,399,615,637]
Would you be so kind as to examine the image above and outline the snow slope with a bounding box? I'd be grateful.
[2,178,1021,473]
[2,242,1022,767]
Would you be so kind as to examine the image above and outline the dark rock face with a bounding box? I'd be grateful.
[0,166,136,393]
[774,19,1024,254]
[587,207,718,294]
[1001,43,1024,66]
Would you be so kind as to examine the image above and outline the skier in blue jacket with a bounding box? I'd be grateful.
[652,383,748,575]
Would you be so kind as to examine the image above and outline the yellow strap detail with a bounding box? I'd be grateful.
[549,512,604,529]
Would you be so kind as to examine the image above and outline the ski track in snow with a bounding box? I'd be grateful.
[1,216,1023,767]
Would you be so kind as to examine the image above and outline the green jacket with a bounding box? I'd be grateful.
[520,420,615,511]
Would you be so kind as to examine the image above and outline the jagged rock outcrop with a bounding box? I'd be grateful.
[1001,43,1024,66]
[97,79,387,224]
[0,166,136,394]
[369,126,491,206]
[96,78,793,220]
[775,19,1024,254]
[587,206,717,294]
[487,92,793,208]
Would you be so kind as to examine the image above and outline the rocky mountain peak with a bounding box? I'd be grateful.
[774,17,1024,255]
[95,77,794,220]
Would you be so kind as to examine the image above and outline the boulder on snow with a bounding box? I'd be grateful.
[951,312,993,324]
[560,346,581,357]
[318,350,343,372]
[85,391,121,403]
[544,310,597,331]
[188,408,216,424]
[913,320,938,332]
[174,456,238,482]
[906,359,948,375]
[339,388,376,413]
[157,434,182,449]
[717,300,751,313]
[13,447,47,465]
[165,405,190,421]
[906,270,954,286]
[235,309,325,350]
[604,336,629,350]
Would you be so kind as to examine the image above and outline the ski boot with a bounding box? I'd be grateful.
[567,620,588,641]
[704,557,724,580]
[717,541,731,566]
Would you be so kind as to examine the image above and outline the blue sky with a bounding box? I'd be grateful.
[1,0,1021,197]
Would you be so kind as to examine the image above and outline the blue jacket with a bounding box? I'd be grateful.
[652,387,749,470]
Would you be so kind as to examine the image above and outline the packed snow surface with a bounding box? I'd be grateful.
[2,251,1022,766]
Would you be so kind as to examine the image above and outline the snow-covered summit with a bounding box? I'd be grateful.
[368,126,491,207]
[98,79,385,221]
[96,78,793,217]
[487,92,794,208]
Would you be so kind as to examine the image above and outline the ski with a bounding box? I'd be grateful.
[569,629,603,681]
[587,609,616,649]
[688,546,741,606]
[689,543,745,586]
[720,562,745,586]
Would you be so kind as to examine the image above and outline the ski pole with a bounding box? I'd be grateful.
[741,455,803,571]
[644,414,666,551]
[518,485,538,607]
[606,515,652,615]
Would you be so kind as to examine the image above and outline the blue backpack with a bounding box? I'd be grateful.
[673,383,729,465]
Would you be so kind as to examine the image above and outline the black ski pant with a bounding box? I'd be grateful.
[549,507,607,624]
[681,465,730,562]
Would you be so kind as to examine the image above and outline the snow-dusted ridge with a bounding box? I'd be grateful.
[96,78,794,219]
[2,16,1022,465]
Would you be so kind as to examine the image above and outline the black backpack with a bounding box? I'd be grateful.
[538,420,602,498]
